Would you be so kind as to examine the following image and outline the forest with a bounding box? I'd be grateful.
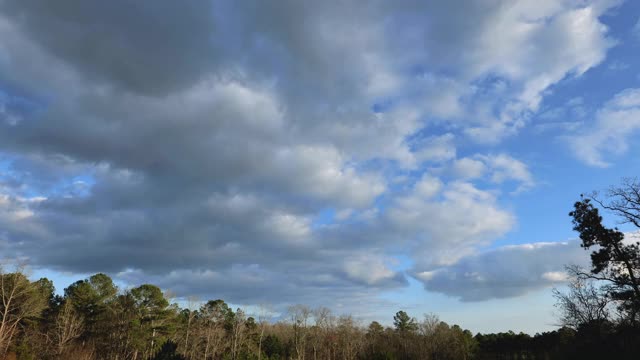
[1,180,640,360]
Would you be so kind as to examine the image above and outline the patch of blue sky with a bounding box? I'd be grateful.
[388,254,413,272]
[371,99,394,114]
[0,82,47,117]
[29,267,91,296]
[310,207,336,229]
[469,73,512,94]
[0,155,11,172]
[0,152,96,199]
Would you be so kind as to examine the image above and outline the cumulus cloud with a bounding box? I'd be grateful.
[0,0,620,308]
[385,179,515,268]
[568,88,640,167]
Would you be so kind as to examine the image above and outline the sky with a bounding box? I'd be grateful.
[1,0,640,334]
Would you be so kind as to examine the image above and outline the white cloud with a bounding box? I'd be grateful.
[482,154,535,191]
[451,158,487,179]
[343,254,400,286]
[541,271,569,282]
[457,2,614,143]
[387,180,515,268]
[447,154,534,192]
[568,88,640,167]
[414,175,443,198]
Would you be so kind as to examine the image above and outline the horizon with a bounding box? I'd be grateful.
[2,0,640,336]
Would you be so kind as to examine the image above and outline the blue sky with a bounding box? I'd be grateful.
[1,0,640,334]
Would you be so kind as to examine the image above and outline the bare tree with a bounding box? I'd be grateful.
[552,266,611,329]
[201,317,225,360]
[593,177,640,228]
[52,300,84,357]
[230,308,247,360]
[256,304,273,360]
[0,264,48,357]
[179,296,199,359]
[336,315,362,360]
[418,313,440,337]
[288,304,311,360]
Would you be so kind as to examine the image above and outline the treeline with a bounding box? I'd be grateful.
[1,268,478,359]
[3,268,640,360]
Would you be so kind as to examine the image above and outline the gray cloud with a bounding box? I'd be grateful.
[415,240,589,301]
[0,0,218,95]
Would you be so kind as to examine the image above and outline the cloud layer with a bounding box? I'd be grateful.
[0,0,623,308]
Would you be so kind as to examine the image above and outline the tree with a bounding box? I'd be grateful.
[570,179,640,322]
[256,304,273,360]
[177,296,198,359]
[130,284,174,359]
[199,299,231,359]
[152,340,185,360]
[393,311,417,333]
[288,304,311,360]
[229,308,249,360]
[64,273,118,335]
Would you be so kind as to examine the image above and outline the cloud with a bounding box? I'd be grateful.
[0,0,219,95]
[450,158,486,180]
[481,154,535,192]
[448,154,534,192]
[413,133,457,164]
[0,0,620,309]
[568,88,640,167]
[342,254,405,287]
[415,240,589,301]
[385,179,515,268]
[633,16,640,39]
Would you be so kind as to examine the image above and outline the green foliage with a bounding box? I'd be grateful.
[262,334,287,359]
[64,273,118,326]
[570,193,640,322]
[393,311,418,333]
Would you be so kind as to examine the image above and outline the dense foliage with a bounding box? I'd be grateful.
[0,270,479,359]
